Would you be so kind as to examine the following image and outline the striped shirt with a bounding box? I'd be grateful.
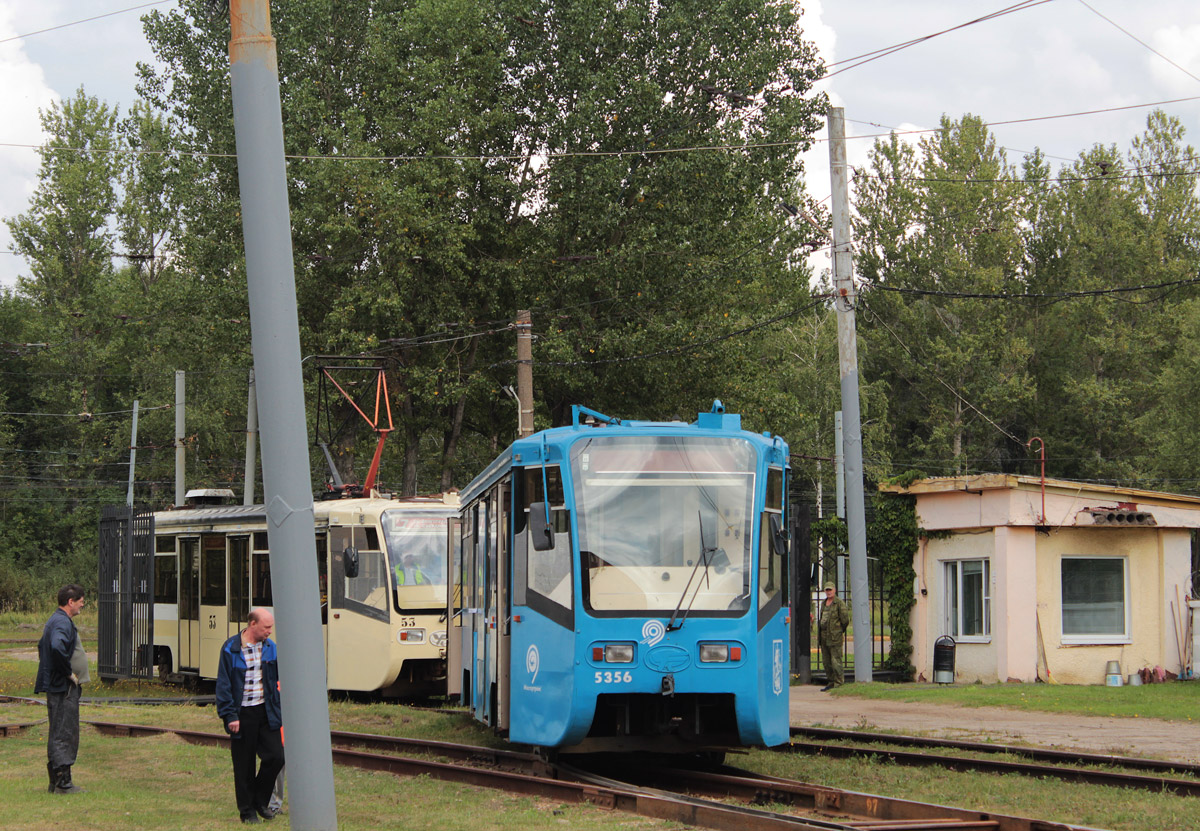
[240,639,265,707]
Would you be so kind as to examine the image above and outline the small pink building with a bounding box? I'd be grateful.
[881,475,1200,684]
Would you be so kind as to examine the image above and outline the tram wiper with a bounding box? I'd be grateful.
[666,511,714,631]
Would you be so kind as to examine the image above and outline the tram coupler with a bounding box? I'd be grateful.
[660,674,675,696]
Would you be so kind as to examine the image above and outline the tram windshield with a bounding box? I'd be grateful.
[571,435,756,615]
[380,511,449,612]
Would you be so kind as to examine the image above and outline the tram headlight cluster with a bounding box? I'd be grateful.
[591,644,634,663]
[397,628,426,644]
[699,643,743,663]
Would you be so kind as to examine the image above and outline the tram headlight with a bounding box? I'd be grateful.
[699,643,729,663]
[398,628,426,644]
[603,644,634,663]
[429,629,447,648]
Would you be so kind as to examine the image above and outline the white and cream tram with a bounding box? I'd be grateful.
[135,490,458,696]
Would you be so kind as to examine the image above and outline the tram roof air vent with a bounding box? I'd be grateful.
[184,488,236,506]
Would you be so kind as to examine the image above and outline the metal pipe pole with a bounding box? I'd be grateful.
[174,370,185,505]
[228,2,337,827]
[126,400,139,507]
[516,310,534,437]
[243,368,258,506]
[827,108,872,683]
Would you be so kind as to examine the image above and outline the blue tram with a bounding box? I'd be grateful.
[448,401,791,752]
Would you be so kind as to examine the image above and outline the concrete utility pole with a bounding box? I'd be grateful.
[516,310,535,437]
[174,370,185,505]
[827,108,873,684]
[126,400,139,507]
[228,2,338,828]
[243,368,258,506]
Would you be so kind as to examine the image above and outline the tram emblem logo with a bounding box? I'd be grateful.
[526,644,540,684]
[772,639,784,695]
[641,620,666,647]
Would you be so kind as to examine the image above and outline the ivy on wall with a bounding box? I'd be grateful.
[867,490,920,675]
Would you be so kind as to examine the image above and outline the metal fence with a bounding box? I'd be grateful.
[97,505,155,680]
[790,501,893,682]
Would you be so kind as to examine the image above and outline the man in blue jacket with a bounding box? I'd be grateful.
[216,608,285,823]
[35,583,88,794]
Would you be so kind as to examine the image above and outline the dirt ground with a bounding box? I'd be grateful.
[790,684,1200,763]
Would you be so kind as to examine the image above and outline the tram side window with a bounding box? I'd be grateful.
[520,466,572,612]
[229,537,250,625]
[758,467,787,611]
[202,537,226,606]
[154,554,178,604]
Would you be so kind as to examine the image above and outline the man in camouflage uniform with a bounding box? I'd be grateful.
[817,582,850,691]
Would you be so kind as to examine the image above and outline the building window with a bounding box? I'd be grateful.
[945,559,990,641]
[1061,557,1128,642]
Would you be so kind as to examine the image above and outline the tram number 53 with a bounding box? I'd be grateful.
[208,614,217,630]
[594,670,632,684]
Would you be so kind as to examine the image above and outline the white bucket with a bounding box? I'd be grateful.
[1128,672,1143,686]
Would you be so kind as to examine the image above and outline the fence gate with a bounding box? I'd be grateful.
[98,505,155,680]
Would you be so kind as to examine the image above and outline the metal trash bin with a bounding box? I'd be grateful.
[933,635,956,684]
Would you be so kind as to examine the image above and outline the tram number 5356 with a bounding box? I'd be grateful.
[594,670,632,684]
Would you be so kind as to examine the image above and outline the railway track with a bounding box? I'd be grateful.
[84,720,1095,831]
[792,727,1200,777]
[785,728,1200,796]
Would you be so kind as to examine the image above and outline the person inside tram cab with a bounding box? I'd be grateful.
[394,552,431,586]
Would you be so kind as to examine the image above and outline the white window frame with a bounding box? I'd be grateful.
[944,558,991,643]
[1060,556,1130,645]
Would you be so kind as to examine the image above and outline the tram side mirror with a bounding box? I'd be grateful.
[768,514,787,556]
[528,502,555,551]
[343,546,360,579]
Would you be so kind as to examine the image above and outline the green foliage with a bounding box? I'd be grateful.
[866,491,919,675]
[811,489,920,676]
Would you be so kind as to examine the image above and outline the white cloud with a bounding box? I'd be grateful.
[1148,24,1200,92]
[0,4,58,288]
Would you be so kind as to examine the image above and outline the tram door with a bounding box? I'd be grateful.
[199,534,227,678]
[178,538,200,671]
[494,482,511,731]
[468,501,487,722]
[228,536,251,639]
[446,516,464,699]
[481,489,499,725]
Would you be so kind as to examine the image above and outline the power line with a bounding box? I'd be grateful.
[0,2,174,45]
[864,276,1200,304]
[823,0,1055,78]
[1075,0,1200,87]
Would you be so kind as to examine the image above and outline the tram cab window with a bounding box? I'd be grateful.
[518,466,572,614]
[758,466,788,613]
[381,511,449,614]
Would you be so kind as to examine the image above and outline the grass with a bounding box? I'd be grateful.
[5,619,1199,830]
[2,681,1197,831]
[827,678,1200,722]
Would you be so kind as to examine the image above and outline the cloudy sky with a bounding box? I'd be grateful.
[2,0,1199,286]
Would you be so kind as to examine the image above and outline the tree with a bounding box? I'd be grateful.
[137,0,829,494]
[855,115,1033,475]
[6,89,121,313]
